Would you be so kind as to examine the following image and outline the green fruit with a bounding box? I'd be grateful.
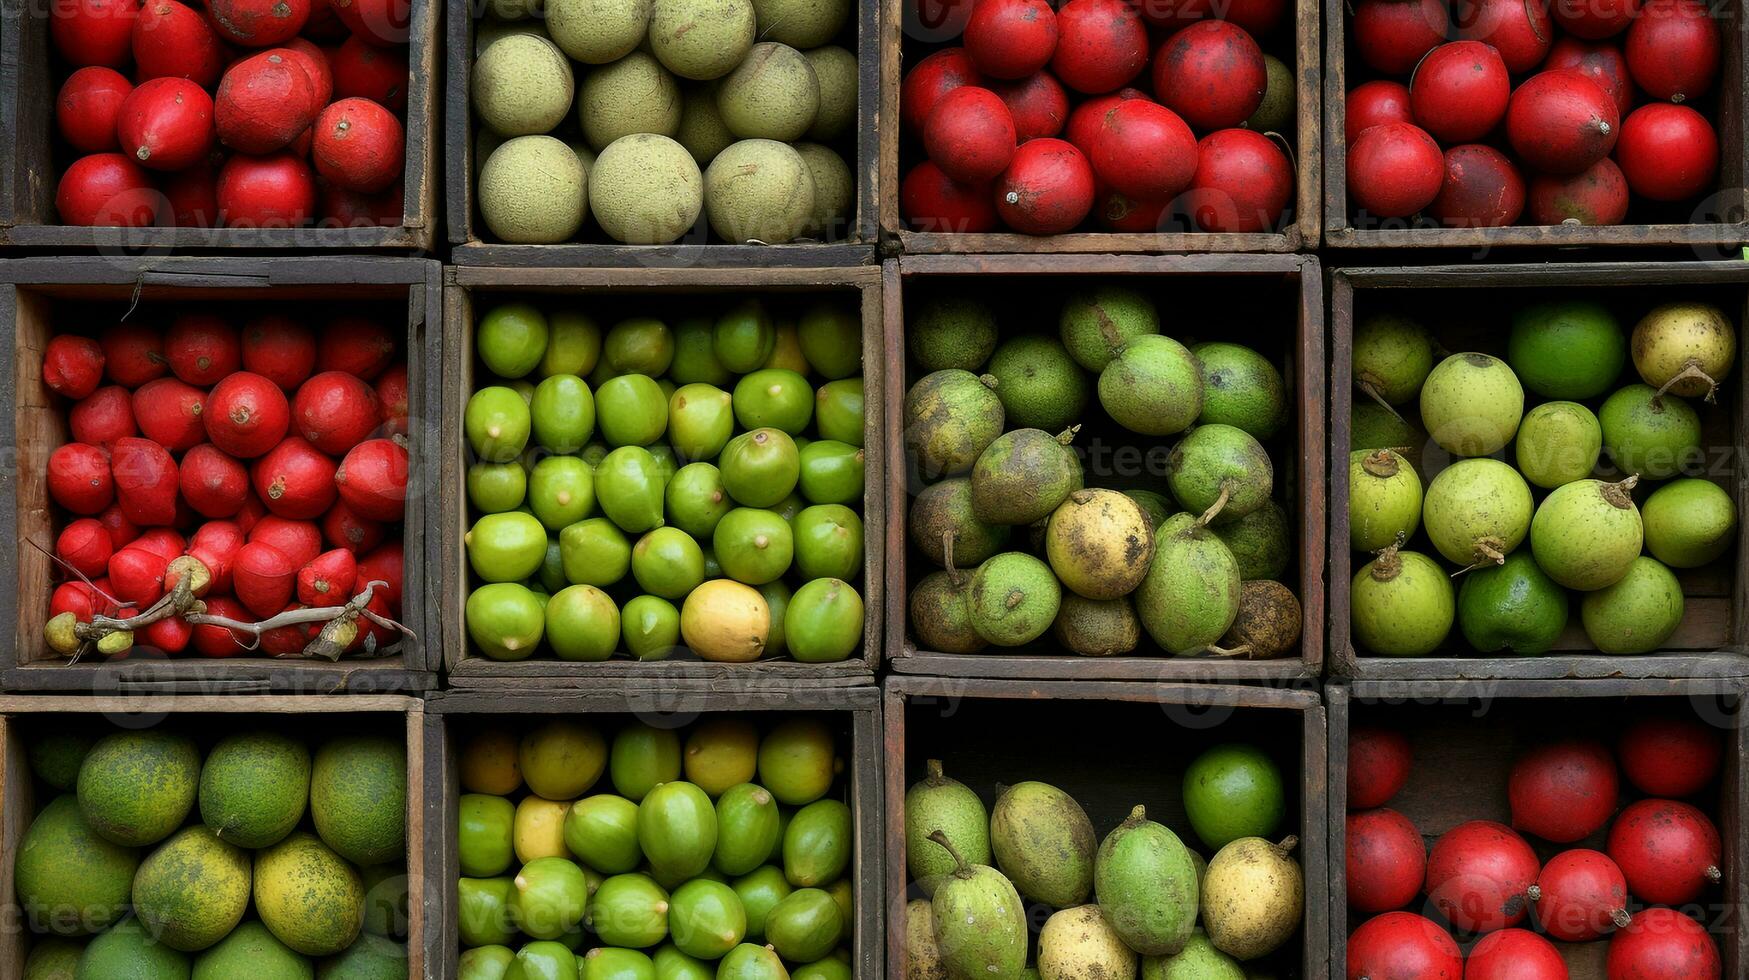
[1423,459,1533,568]
[967,551,1060,646]
[911,295,998,372]
[545,584,621,661]
[1168,424,1273,523]
[652,944,713,980]
[765,888,842,963]
[469,461,528,513]
[1212,501,1292,581]
[358,863,408,939]
[970,427,1084,526]
[1095,805,1198,955]
[910,477,1010,567]
[903,369,1005,479]
[1100,335,1203,436]
[785,578,864,663]
[24,937,84,980]
[1135,514,1242,655]
[612,723,683,801]
[78,729,200,847]
[1643,478,1736,568]
[1631,301,1736,398]
[540,312,602,378]
[15,795,139,936]
[469,511,549,582]
[648,0,754,79]
[1143,928,1245,979]
[479,303,551,379]
[629,528,704,600]
[1457,550,1569,655]
[26,730,94,791]
[814,378,864,447]
[797,303,861,378]
[314,933,405,979]
[579,947,654,980]
[538,538,568,594]
[734,369,815,434]
[459,794,515,877]
[1420,353,1525,457]
[1348,449,1421,552]
[904,760,990,894]
[597,446,669,533]
[909,571,986,654]
[1599,384,1702,480]
[1581,556,1684,654]
[560,518,632,587]
[1126,489,1175,529]
[715,300,777,372]
[1192,342,1287,439]
[75,919,190,980]
[989,781,1094,907]
[193,921,312,980]
[529,456,596,530]
[588,874,671,947]
[468,387,534,463]
[622,595,683,660]
[504,941,576,980]
[200,732,309,849]
[721,428,801,507]
[771,491,808,524]
[457,877,517,947]
[716,944,788,980]
[640,780,719,885]
[561,794,640,874]
[254,832,365,956]
[587,133,703,245]
[1507,300,1626,399]
[1529,478,1643,590]
[714,784,783,876]
[1351,401,1427,465]
[530,375,596,453]
[1052,593,1142,656]
[732,867,792,940]
[467,583,546,659]
[667,879,747,959]
[604,317,674,375]
[458,945,515,980]
[985,335,1090,433]
[783,798,851,886]
[596,375,669,448]
[312,734,406,867]
[1352,313,1434,405]
[714,507,795,585]
[132,826,250,951]
[665,462,733,538]
[669,384,735,461]
[930,833,1028,979]
[797,439,864,505]
[1060,285,1160,371]
[511,857,589,940]
[791,956,852,980]
[1515,401,1603,489]
[757,718,835,805]
[1182,744,1283,851]
[1350,548,1455,655]
[1244,54,1294,131]
[792,504,862,581]
[671,318,732,386]
[1044,489,1155,599]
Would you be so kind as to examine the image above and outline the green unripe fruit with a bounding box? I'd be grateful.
[1530,478,1644,591]
[1507,300,1627,399]
[909,570,986,655]
[596,374,670,447]
[469,461,527,513]
[734,369,815,434]
[1193,341,1288,440]
[715,300,777,372]
[1599,384,1702,480]
[466,386,532,462]
[1422,458,1533,569]
[1348,449,1421,552]
[670,317,732,386]
[720,428,801,508]
[967,551,1061,646]
[530,374,596,452]
[985,336,1090,434]
[1182,743,1284,851]
[1643,478,1736,568]
[990,781,1096,907]
[633,527,707,600]
[1581,556,1684,654]
[604,317,675,376]
[814,378,864,446]
[784,577,863,662]
[1350,548,1454,656]
[1100,335,1203,436]
[528,455,595,530]
[560,517,632,587]
[1060,285,1160,372]
[665,462,733,538]
[904,369,1005,479]
[596,446,669,533]
[714,507,794,585]
[1352,313,1434,406]
[1515,401,1602,489]
[1420,353,1524,457]
[1167,423,1273,523]
[467,583,545,660]
[544,584,621,661]
[911,296,997,372]
[910,477,1010,568]
[1457,550,1569,655]
[905,759,990,895]
[467,511,548,582]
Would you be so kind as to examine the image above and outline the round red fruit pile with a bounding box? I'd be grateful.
[1344,717,1726,979]
[42,311,411,658]
[50,0,411,230]
[899,0,1295,236]
[1344,0,1723,228]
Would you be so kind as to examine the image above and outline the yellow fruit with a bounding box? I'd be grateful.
[757,717,837,805]
[461,729,523,796]
[514,797,571,863]
[519,721,608,800]
[683,718,760,796]
[681,579,770,662]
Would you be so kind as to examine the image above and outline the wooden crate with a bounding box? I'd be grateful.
[440,264,884,688]
[883,676,1329,979]
[0,256,443,693]
[422,684,882,980]
[0,693,428,978]
[1322,2,1748,248]
[1329,262,1749,680]
[0,1,439,251]
[444,0,880,266]
[884,253,1326,681]
[877,0,1322,254]
[1326,677,1748,979]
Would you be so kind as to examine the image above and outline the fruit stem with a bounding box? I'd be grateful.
[1360,450,1400,479]
[1450,539,1507,579]
[941,531,961,587]
[1653,359,1720,404]
[979,373,1000,390]
[1208,643,1252,658]
[1125,804,1147,824]
[1611,907,1632,928]
[1525,884,1541,903]
[1196,483,1232,527]
[1601,475,1639,509]
[926,759,946,786]
[927,830,974,878]
[1273,835,1299,856]
[1355,378,1407,425]
[1055,425,1082,446]
[1707,864,1722,884]
[1369,538,1404,582]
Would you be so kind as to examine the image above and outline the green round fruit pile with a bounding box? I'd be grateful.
[13,723,408,979]
[1347,299,1740,657]
[903,743,1302,977]
[902,284,1304,660]
[455,716,854,980]
[463,297,868,666]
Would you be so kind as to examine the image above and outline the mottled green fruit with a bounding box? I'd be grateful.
[1168,423,1273,524]
[1143,928,1245,979]
[193,922,311,980]
[649,0,755,80]
[905,370,1005,479]
[716,43,819,142]
[312,734,406,867]
[804,47,857,141]
[1193,342,1287,440]
[911,478,1009,568]
[1126,489,1176,529]
[588,133,703,246]
[1644,478,1736,568]
[986,336,1090,433]
[970,427,1083,526]
[991,781,1096,907]
[1581,556,1684,655]
[577,53,682,152]
[1052,594,1141,656]
[903,900,945,980]
[1352,313,1434,406]
[1096,805,1199,955]
[1631,301,1736,398]
[1600,384,1702,480]
[1423,459,1532,568]
[967,551,1061,646]
[1038,904,1137,979]
[1421,353,1525,457]
[910,571,986,654]
[479,136,588,244]
[254,832,365,957]
[132,826,251,951]
[78,730,200,847]
[1135,514,1242,655]
[27,730,94,791]
[473,35,572,136]
[1060,286,1161,372]
[1508,300,1626,400]
[1348,449,1421,552]
[200,732,309,849]
[24,937,84,980]
[905,759,990,895]
[1516,401,1602,489]
[1212,501,1291,582]
[1182,744,1284,852]
[1530,478,1643,590]
[1458,550,1569,655]
[1045,488,1155,600]
[466,387,532,462]
[1351,402,1426,468]
[15,795,139,936]
[928,832,1028,980]
[703,139,816,244]
[911,296,998,372]
[1350,548,1454,656]
[75,919,189,980]
[1100,335,1204,436]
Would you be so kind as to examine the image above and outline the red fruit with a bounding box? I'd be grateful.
[1352,0,1450,76]
[317,317,397,380]
[1184,128,1291,233]
[165,313,241,386]
[320,182,404,228]
[1346,912,1462,980]
[204,372,291,458]
[179,444,248,518]
[323,501,386,554]
[110,437,179,526]
[1615,103,1717,202]
[1049,0,1148,94]
[51,582,102,623]
[1409,42,1509,144]
[901,48,984,135]
[1544,37,1637,118]
[1424,820,1540,933]
[1065,87,1148,154]
[1345,80,1413,144]
[190,595,251,656]
[924,87,1018,183]
[1222,0,1288,35]
[373,362,409,437]
[216,153,317,228]
[1090,100,1197,200]
[1093,189,1169,232]
[1528,158,1630,224]
[56,518,115,579]
[1346,808,1426,914]
[1457,0,1554,73]
[1506,70,1618,175]
[71,386,139,447]
[995,138,1095,235]
[335,438,407,521]
[132,0,225,88]
[232,539,297,617]
[250,515,323,567]
[138,614,192,653]
[108,545,169,605]
[1428,145,1525,228]
[188,519,245,592]
[1625,0,1718,102]
[1348,122,1443,220]
[242,315,319,391]
[96,503,142,549]
[963,0,1058,80]
[1531,848,1629,942]
[297,548,358,606]
[48,443,115,515]
[1553,0,1637,38]
[1606,908,1719,980]
[292,371,381,454]
[1508,739,1619,843]
[259,602,311,655]
[101,324,167,386]
[116,78,215,172]
[131,376,208,451]
[43,336,107,400]
[1465,928,1567,980]
[329,35,409,111]
[328,0,411,46]
[1151,20,1265,132]
[131,527,186,561]
[216,49,321,153]
[56,153,161,228]
[162,165,221,229]
[312,98,405,194]
[991,73,1069,142]
[208,0,311,46]
[901,162,998,232]
[356,539,403,609]
[1348,725,1412,809]
[1618,715,1723,798]
[280,38,334,106]
[1607,798,1721,905]
[53,0,140,68]
[252,436,338,520]
[58,68,133,153]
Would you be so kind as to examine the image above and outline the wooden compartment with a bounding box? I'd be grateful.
[444,0,879,266]
[422,683,882,979]
[440,265,883,688]
[1327,677,1748,978]
[1329,262,1749,681]
[0,693,428,977]
[877,0,1322,253]
[0,256,442,693]
[884,253,1325,681]
[884,676,1329,979]
[1322,0,1748,248]
[0,4,438,251]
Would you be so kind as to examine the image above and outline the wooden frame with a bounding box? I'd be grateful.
[877,0,1322,253]
[1329,262,1749,680]
[1326,677,1747,979]
[0,693,428,978]
[883,253,1326,680]
[440,264,884,687]
[883,675,1329,980]
[1322,0,1748,248]
[444,0,880,266]
[422,684,882,980]
[0,256,443,693]
[0,0,439,251]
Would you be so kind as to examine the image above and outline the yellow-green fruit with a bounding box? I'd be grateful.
[1200,837,1302,961]
[717,43,819,142]
[991,781,1096,908]
[648,0,757,81]
[545,0,651,63]
[685,717,760,795]
[803,46,856,140]
[254,832,366,957]
[1529,478,1644,590]
[1515,401,1602,489]
[472,34,574,136]
[1419,353,1524,457]
[515,796,571,862]
[1422,458,1533,569]
[132,826,251,951]
[1045,488,1155,600]
[589,133,705,245]
[758,717,836,805]
[1038,904,1138,980]
[1580,556,1684,655]
[794,142,851,239]
[704,139,816,244]
[23,937,83,979]
[311,735,406,867]
[578,52,683,152]
[200,731,310,849]
[611,722,684,802]
[676,84,735,166]
[1643,478,1736,568]
[77,729,201,847]
[1350,548,1454,656]
[480,136,587,244]
[14,795,139,937]
[750,0,848,47]
[1631,301,1736,399]
[905,899,946,980]
[1347,449,1421,552]
[521,721,608,800]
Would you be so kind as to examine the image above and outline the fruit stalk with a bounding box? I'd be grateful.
[927,829,975,879]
